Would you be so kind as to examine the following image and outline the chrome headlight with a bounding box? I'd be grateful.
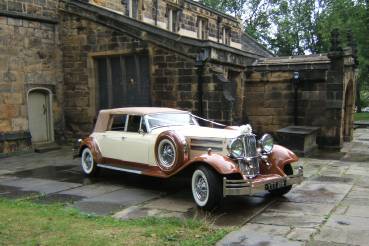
[259,134,274,154]
[229,138,244,158]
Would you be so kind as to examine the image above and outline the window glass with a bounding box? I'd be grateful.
[146,113,197,130]
[167,8,178,32]
[127,115,142,132]
[197,18,208,40]
[110,115,127,131]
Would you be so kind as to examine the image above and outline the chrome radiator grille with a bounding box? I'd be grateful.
[240,134,260,177]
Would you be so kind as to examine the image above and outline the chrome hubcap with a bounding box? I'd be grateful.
[194,175,208,202]
[82,149,93,173]
[159,140,175,167]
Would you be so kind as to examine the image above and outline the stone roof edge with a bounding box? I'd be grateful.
[241,32,274,57]
[185,0,238,22]
[63,0,264,60]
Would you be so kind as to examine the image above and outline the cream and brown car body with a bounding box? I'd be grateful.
[75,107,303,209]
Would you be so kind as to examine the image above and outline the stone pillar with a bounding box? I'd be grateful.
[323,29,345,149]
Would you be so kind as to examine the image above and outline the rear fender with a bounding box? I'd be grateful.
[79,137,103,163]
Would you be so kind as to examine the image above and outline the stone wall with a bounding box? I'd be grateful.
[89,0,242,48]
[60,13,148,138]
[0,0,58,18]
[0,0,62,155]
[91,0,125,13]
[245,50,357,149]
[151,47,242,124]
[60,10,241,137]
[245,69,327,133]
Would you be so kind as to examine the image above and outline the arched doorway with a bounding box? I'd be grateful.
[27,88,54,144]
[343,81,354,142]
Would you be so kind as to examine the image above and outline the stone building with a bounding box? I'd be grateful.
[0,0,357,156]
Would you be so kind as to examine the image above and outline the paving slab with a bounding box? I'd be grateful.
[73,187,162,215]
[142,192,195,213]
[58,183,123,198]
[216,231,304,246]
[287,227,317,241]
[114,205,186,220]
[307,240,358,246]
[0,177,82,195]
[281,181,352,204]
[267,201,334,216]
[191,195,276,227]
[333,204,369,218]
[250,209,325,228]
[315,226,369,245]
[237,223,292,236]
[325,214,369,230]
[0,184,39,199]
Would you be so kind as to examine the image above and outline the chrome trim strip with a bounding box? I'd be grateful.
[190,145,223,152]
[97,164,142,174]
[190,138,223,145]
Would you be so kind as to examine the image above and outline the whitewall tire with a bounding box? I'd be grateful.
[191,166,222,210]
[81,148,99,176]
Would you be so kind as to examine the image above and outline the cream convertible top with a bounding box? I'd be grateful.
[93,107,187,132]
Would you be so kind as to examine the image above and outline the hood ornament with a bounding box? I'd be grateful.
[239,124,253,135]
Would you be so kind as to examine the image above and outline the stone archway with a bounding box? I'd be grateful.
[343,80,354,142]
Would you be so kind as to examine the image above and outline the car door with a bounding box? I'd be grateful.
[96,114,150,165]
[117,115,150,165]
[96,114,128,160]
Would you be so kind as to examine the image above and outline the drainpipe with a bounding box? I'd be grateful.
[217,16,222,43]
[195,49,209,117]
[154,0,158,26]
[292,71,300,125]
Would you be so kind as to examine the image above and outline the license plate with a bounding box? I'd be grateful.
[265,180,286,190]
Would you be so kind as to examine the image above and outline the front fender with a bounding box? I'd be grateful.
[175,153,241,176]
[265,144,299,176]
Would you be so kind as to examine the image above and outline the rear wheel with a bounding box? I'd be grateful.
[268,163,293,196]
[81,148,99,176]
[191,166,222,210]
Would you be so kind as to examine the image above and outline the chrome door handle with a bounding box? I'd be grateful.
[121,136,126,140]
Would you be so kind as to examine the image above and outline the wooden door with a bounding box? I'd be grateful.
[28,91,50,143]
[96,53,151,110]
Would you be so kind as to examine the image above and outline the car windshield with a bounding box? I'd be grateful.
[146,113,197,130]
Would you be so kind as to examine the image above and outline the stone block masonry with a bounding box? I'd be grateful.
[0,0,63,154]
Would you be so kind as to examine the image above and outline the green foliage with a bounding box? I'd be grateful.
[355,113,369,121]
[360,89,369,107]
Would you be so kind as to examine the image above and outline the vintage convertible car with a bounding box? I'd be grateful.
[75,107,303,209]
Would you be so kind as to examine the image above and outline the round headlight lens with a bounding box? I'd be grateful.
[260,134,274,154]
[229,138,244,158]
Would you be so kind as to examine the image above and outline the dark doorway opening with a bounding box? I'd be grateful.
[96,53,151,110]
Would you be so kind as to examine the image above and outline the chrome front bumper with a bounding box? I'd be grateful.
[223,166,304,196]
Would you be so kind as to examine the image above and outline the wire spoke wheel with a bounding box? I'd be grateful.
[158,139,176,169]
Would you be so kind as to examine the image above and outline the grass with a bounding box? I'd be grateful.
[0,198,230,246]
[354,112,369,121]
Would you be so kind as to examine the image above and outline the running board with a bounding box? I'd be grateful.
[97,164,143,175]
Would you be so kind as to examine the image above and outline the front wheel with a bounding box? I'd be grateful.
[268,163,293,196]
[191,166,222,210]
[81,148,99,176]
